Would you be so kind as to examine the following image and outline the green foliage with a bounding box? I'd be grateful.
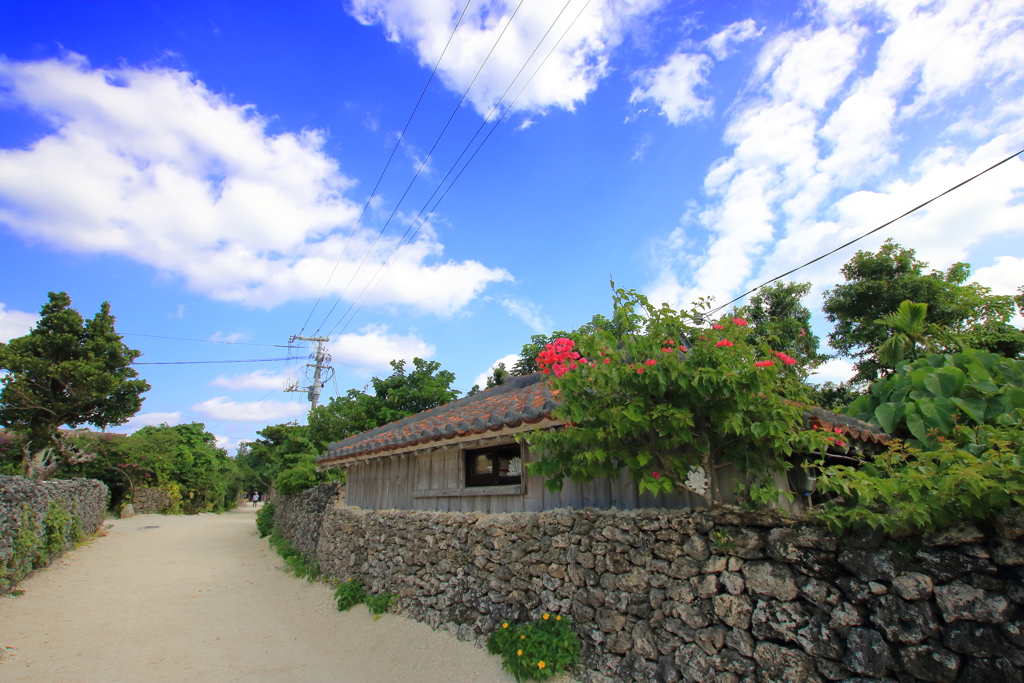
[807,381,863,412]
[524,285,832,506]
[739,281,823,364]
[842,349,1024,449]
[365,590,395,620]
[41,501,74,563]
[333,578,367,611]
[1,501,85,593]
[255,501,275,538]
[236,423,343,497]
[509,315,615,377]
[487,362,510,387]
[268,529,320,581]
[0,292,151,478]
[307,358,460,445]
[815,430,1024,534]
[486,614,581,682]
[823,240,1022,382]
[820,347,1024,534]
[874,300,962,367]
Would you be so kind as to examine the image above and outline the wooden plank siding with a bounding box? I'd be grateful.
[344,440,722,513]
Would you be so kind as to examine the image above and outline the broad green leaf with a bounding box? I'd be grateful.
[874,402,906,434]
[950,396,987,425]
[966,378,999,394]
[904,403,931,443]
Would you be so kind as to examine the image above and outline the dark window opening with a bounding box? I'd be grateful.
[465,444,523,488]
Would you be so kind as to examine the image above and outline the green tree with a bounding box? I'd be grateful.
[822,241,1021,381]
[525,286,832,507]
[510,314,615,377]
[0,292,150,478]
[739,281,823,365]
[486,362,509,387]
[307,357,460,444]
[235,423,333,496]
[873,300,961,367]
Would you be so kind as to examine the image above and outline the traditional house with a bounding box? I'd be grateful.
[317,373,887,513]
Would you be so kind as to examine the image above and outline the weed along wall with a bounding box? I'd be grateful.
[0,474,108,591]
[276,484,1024,683]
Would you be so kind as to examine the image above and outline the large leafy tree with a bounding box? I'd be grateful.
[738,281,824,365]
[525,286,832,507]
[307,357,460,445]
[0,292,150,478]
[822,240,1022,382]
[235,423,332,496]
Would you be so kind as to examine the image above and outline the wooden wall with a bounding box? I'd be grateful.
[344,443,712,513]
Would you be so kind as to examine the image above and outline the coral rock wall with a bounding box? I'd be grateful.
[276,484,1024,683]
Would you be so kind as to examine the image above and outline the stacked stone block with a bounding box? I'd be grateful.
[276,484,1024,683]
[131,486,170,514]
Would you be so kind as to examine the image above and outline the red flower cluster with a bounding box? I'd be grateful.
[732,317,748,326]
[536,337,581,378]
[712,324,725,330]
[652,472,661,480]
[715,339,734,348]
[754,360,775,368]
[645,359,657,366]
[774,351,797,366]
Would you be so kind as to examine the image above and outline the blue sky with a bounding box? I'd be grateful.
[1,0,1022,450]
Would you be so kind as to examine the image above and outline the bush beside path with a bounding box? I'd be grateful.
[0,505,515,682]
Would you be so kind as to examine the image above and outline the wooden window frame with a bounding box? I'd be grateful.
[464,443,523,488]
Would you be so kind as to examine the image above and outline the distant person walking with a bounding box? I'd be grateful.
[251,493,260,507]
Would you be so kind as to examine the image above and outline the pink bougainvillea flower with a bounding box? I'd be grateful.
[773,351,797,366]
[579,358,587,364]
[836,440,846,447]
[715,340,734,348]
[652,472,661,480]
[754,360,775,368]
[645,359,657,365]
[732,317,748,326]
[636,367,645,374]
[680,346,687,352]
[603,357,610,364]
[662,347,672,353]
[834,428,843,434]
[713,324,725,330]
[799,328,806,337]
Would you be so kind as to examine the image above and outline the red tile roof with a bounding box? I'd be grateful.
[319,372,889,467]
[319,373,558,466]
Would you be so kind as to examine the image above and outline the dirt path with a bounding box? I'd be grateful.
[0,505,523,682]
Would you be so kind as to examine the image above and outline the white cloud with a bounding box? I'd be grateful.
[630,52,713,125]
[348,0,662,117]
[0,304,38,343]
[208,331,252,343]
[473,353,521,388]
[972,256,1024,296]
[329,323,435,370]
[120,411,183,433]
[647,0,1024,312]
[809,358,855,384]
[210,369,291,391]
[705,19,762,60]
[0,55,509,313]
[500,298,552,333]
[191,396,306,422]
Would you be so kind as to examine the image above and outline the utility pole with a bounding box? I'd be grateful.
[285,335,332,410]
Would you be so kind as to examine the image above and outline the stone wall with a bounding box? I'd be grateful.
[274,482,340,560]
[0,475,108,589]
[276,485,1024,683]
[131,486,170,514]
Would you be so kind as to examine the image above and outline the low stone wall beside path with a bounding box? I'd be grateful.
[132,486,171,514]
[1,474,108,589]
[275,484,1024,683]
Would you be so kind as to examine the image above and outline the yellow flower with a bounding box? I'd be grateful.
[521,635,526,640]
[502,623,508,629]
[543,613,550,620]
[556,615,562,621]
[538,661,546,669]
[517,650,523,656]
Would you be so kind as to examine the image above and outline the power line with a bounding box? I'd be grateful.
[706,147,1024,316]
[312,0,529,335]
[299,0,477,335]
[135,357,295,365]
[123,333,298,348]
[325,0,592,340]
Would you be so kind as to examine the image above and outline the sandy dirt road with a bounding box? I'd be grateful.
[0,505,523,683]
